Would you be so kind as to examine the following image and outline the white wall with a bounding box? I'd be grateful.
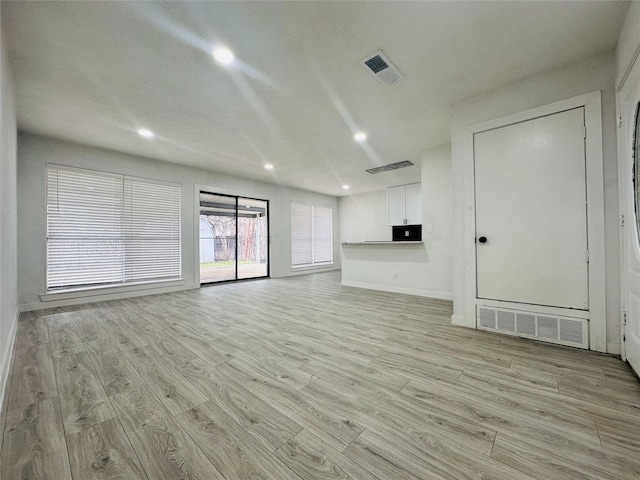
[422,145,453,295]
[616,0,640,88]
[339,189,390,243]
[17,133,340,311]
[339,145,452,300]
[451,52,620,353]
[0,11,18,410]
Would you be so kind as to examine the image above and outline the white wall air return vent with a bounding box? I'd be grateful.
[361,50,404,85]
[476,306,588,349]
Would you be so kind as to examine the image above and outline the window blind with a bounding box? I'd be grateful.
[47,165,181,291]
[314,206,333,263]
[291,201,333,267]
[291,202,313,266]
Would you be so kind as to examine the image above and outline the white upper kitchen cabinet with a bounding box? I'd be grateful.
[387,183,422,225]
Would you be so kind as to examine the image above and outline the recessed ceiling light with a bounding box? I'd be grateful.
[342,185,350,190]
[138,129,154,138]
[264,164,274,170]
[354,132,367,142]
[213,47,235,65]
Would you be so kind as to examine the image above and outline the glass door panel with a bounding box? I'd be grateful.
[199,193,237,283]
[237,198,268,279]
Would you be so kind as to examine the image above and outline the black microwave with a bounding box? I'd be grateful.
[392,224,422,241]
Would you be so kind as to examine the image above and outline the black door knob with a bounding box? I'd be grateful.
[478,236,487,244]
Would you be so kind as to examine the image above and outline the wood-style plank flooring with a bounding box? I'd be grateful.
[1,271,639,479]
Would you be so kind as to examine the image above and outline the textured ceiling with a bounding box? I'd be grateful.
[2,1,629,196]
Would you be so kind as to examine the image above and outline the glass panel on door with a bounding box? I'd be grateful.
[199,193,237,283]
[237,198,268,279]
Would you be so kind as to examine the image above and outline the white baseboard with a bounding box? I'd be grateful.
[0,309,19,412]
[341,280,453,301]
[451,314,475,328]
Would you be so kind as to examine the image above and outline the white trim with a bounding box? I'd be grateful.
[583,92,607,352]
[617,71,629,363]
[461,91,607,352]
[292,262,334,271]
[25,281,193,312]
[0,310,19,412]
[40,278,186,302]
[615,49,640,363]
[277,265,340,278]
[341,280,453,300]
[193,184,201,286]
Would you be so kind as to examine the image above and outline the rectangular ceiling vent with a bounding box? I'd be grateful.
[361,50,403,85]
[366,160,414,174]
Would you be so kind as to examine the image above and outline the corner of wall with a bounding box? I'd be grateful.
[0,310,18,412]
[616,0,640,88]
[451,314,474,328]
[607,341,621,356]
[1,0,20,413]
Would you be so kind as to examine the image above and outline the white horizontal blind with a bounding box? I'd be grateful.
[47,165,181,291]
[291,202,332,267]
[124,178,181,282]
[47,168,125,289]
[314,206,333,263]
[291,202,313,266]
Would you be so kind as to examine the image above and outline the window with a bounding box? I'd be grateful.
[291,201,333,267]
[46,165,181,291]
[634,102,640,246]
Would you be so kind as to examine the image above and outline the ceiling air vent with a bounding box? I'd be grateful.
[361,50,403,85]
[366,161,414,174]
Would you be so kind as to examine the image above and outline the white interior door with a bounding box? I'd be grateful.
[475,108,589,310]
[619,71,640,376]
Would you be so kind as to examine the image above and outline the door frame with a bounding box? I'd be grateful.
[616,55,640,367]
[459,91,606,352]
[194,184,272,286]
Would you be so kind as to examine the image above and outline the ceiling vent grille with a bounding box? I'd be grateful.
[366,160,414,174]
[361,50,403,85]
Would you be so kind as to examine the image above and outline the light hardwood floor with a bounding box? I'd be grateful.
[1,271,639,479]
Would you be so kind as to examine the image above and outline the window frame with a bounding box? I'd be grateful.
[633,101,640,249]
[45,164,182,293]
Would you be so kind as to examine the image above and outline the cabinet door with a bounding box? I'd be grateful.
[387,185,406,225]
[405,183,422,224]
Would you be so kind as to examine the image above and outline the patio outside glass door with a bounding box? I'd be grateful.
[199,192,268,284]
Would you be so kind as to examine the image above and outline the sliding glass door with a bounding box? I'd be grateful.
[199,192,268,284]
